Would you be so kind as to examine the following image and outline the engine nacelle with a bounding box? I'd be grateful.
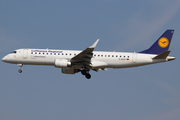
[61,68,80,74]
[54,59,71,68]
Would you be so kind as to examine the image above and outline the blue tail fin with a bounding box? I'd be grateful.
[139,30,174,54]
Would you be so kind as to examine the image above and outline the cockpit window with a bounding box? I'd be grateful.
[11,51,17,54]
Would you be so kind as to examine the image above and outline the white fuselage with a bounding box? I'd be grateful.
[2,48,171,69]
[2,30,175,79]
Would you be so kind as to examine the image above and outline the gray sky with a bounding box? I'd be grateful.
[1,0,180,120]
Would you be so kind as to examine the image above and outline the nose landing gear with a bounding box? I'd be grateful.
[18,69,22,73]
[17,64,23,73]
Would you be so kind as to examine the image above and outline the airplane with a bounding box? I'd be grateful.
[2,30,175,79]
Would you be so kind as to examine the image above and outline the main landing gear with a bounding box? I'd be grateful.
[81,70,91,79]
[17,64,23,73]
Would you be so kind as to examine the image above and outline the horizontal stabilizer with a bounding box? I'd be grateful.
[153,50,171,59]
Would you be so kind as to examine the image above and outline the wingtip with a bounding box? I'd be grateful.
[89,39,99,48]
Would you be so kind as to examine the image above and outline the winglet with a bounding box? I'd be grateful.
[89,39,99,48]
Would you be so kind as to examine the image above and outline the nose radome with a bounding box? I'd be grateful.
[2,56,6,62]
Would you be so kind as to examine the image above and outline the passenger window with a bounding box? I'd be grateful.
[62,53,64,55]
[31,52,33,54]
[39,52,41,54]
[112,55,114,57]
[54,53,56,55]
[108,55,110,57]
[35,52,37,54]
[101,55,103,57]
[47,53,48,55]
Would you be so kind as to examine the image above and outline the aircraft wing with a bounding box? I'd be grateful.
[70,39,99,68]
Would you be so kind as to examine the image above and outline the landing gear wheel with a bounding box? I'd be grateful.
[18,69,22,73]
[81,70,86,75]
[85,73,91,79]
[17,64,23,73]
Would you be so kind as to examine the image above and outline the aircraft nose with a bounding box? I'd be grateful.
[2,56,6,62]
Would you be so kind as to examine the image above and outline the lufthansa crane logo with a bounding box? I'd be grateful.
[158,37,169,48]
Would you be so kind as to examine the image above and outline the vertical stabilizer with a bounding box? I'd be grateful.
[139,30,174,54]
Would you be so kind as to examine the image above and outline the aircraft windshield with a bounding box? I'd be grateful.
[11,51,17,54]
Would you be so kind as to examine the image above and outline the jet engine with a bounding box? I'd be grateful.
[54,59,71,68]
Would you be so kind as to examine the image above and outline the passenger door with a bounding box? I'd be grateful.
[132,52,137,63]
[23,49,28,59]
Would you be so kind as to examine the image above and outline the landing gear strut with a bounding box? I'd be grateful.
[81,70,91,79]
[17,64,23,73]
